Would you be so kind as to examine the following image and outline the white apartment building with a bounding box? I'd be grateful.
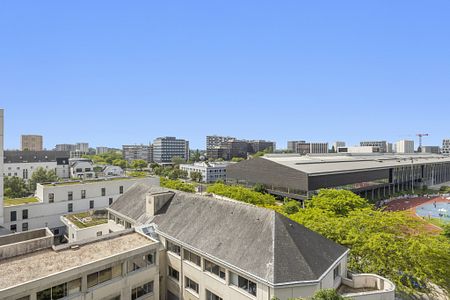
[395,140,415,154]
[333,141,346,152]
[179,162,229,183]
[360,141,391,153]
[337,146,380,153]
[96,146,110,154]
[2,177,158,236]
[123,144,153,163]
[296,142,329,155]
[421,146,440,154]
[0,228,160,300]
[3,150,70,180]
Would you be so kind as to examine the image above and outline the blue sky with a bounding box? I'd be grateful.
[1,1,449,150]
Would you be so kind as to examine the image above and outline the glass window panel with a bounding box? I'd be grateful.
[51,282,67,299]
[112,264,122,278]
[87,272,98,288]
[229,272,238,286]
[36,289,51,300]
[98,268,112,284]
[67,278,81,295]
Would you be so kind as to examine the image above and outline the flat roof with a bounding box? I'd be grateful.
[263,153,450,175]
[0,232,154,290]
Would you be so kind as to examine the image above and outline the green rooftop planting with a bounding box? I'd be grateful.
[64,211,108,228]
[4,197,40,206]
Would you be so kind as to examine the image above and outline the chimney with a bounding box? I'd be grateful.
[146,191,174,216]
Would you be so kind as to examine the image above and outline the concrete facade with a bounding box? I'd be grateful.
[442,139,450,154]
[296,142,329,155]
[123,144,153,163]
[21,135,43,151]
[360,141,390,153]
[206,136,235,150]
[395,140,414,154]
[153,137,189,164]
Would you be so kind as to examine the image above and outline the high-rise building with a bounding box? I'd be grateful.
[360,141,389,153]
[443,139,450,154]
[75,142,89,153]
[287,141,306,152]
[153,137,189,164]
[296,142,329,155]
[122,144,153,163]
[395,140,415,154]
[21,135,43,151]
[0,109,4,224]
[206,135,235,149]
[96,147,110,154]
[248,140,276,153]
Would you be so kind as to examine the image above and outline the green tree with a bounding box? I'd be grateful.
[29,167,58,192]
[160,177,196,193]
[283,199,301,214]
[253,183,266,193]
[311,289,345,300]
[190,171,203,182]
[112,159,127,169]
[171,156,185,166]
[4,176,30,198]
[207,183,276,206]
[131,159,147,170]
[190,150,201,162]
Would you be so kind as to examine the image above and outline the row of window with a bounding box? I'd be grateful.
[167,243,257,297]
[48,186,123,202]
[10,222,28,232]
[168,272,224,300]
[10,209,28,221]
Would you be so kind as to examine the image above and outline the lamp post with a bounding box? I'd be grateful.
[411,158,414,194]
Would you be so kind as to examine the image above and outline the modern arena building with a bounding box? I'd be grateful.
[226,153,450,201]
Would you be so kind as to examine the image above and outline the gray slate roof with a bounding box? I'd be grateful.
[4,150,70,163]
[110,184,348,285]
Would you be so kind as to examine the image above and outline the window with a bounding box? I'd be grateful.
[168,266,179,281]
[49,193,54,203]
[167,241,181,256]
[119,185,124,194]
[87,265,122,288]
[90,200,94,209]
[10,211,17,222]
[22,209,28,220]
[131,281,153,300]
[37,278,81,300]
[22,223,28,231]
[204,260,225,280]
[81,190,86,199]
[206,290,223,300]
[68,203,73,212]
[185,277,199,294]
[68,191,73,201]
[109,197,113,205]
[101,188,106,196]
[334,264,341,280]
[183,249,201,266]
[96,231,102,237]
[10,224,17,232]
[76,168,82,172]
[229,272,257,297]
[146,252,155,265]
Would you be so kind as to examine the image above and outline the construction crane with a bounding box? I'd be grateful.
[416,133,429,152]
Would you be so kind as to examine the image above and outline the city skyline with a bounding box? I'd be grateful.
[1,1,450,149]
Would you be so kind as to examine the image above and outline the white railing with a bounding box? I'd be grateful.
[340,273,395,300]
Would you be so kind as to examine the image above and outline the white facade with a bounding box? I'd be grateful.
[338,146,380,153]
[96,146,110,154]
[0,109,3,224]
[395,140,414,154]
[180,162,229,183]
[70,158,95,179]
[333,141,346,152]
[2,177,158,235]
[103,165,125,177]
[3,161,69,180]
[76,142,89,152]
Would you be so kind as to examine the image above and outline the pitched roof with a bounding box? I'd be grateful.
[4,150,69,163]
[110,184,348,285]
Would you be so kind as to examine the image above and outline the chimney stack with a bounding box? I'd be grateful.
[146,191,174,216]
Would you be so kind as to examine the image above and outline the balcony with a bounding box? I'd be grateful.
[339,273,395,300]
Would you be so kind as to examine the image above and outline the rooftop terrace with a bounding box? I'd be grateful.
[0,232,154,290]
[3,197,40,207]
[64,210,108,228]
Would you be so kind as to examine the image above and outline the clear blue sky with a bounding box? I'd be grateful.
[1,1,449,150]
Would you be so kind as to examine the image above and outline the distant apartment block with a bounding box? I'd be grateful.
[153,137,189,164]
[3,150,70,180]
[248,140,276,153]
[180,161,229,183]
[55,143,76,151]
[287,140,306,152]
[395,140,415,154]
[421,146,440,154]
[207,138,275,160]
[206,135,235,149]
[21,134,43,151]
[360,141,390,153]
[333,141,346,152]
[296,142,329,155]
[76,142,89,153]
[442,139,450,154]
[96,146,110,154]
[123,144,153,163]
[337,146,380,153]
